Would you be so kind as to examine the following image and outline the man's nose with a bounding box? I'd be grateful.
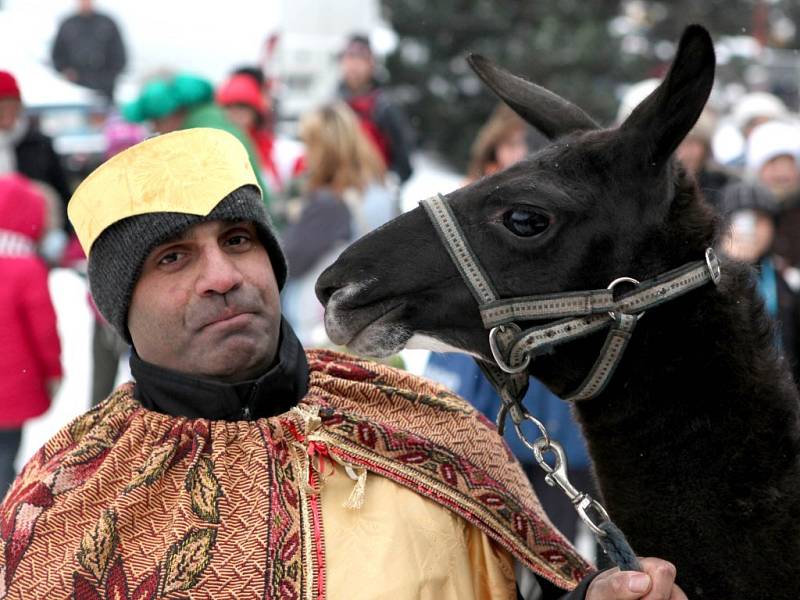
[195,247,244,296]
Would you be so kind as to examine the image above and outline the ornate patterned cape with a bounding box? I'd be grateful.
[0,350,592,599]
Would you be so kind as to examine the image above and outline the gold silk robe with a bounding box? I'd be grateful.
[0,350,592,599]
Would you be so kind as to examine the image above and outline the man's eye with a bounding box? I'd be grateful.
[157,252,182,265]
[226,234,251,247]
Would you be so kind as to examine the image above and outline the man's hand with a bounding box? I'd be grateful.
[586,558,686,600]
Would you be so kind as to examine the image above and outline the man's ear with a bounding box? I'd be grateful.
[619,25,716,170]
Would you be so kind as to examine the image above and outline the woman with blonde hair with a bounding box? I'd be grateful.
[467,103,529,181]
[282,102,394,345]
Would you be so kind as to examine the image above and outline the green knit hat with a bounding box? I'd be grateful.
[123,73,214,123]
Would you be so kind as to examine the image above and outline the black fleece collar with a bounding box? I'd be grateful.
[131,319,309,421]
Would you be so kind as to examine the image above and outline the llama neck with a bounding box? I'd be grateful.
[574,262,796,443]
[562,262,800,596]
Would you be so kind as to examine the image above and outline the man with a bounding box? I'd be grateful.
[338,34,414,184]
[51,0,127,102]
[0,128,682,599]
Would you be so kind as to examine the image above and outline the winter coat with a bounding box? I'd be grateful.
[425,353,591,470]
[339,83,415,183]
[51,11,126,99]
[0,175,62,427]
[281,184,395,345]
[766,255,800,383]
[15,123,72,229]
[775,192,800,268]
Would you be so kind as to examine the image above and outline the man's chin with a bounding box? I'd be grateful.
[195,331,279,382]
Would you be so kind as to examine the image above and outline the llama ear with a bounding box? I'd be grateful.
[468,54,598,139]
[620,25,715,168]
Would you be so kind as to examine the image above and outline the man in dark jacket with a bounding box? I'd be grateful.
[51,0,127,102]
[338,34,414,184]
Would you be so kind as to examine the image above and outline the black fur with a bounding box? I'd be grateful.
[316,26,800,598]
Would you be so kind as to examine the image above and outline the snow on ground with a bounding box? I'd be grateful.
[399,151,464,214]
[17,268,92,467]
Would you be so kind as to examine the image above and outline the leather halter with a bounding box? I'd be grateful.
[420,193,722,412]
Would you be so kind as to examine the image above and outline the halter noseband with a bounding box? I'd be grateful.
[420,193,722,409]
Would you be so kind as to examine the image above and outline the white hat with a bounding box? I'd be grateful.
[732,92,788,132]
[745,120,800,174]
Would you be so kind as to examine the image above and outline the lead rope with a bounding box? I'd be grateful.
[478,361,642,571]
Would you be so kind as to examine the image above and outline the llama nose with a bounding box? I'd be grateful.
[316,282,337,306]
[315,265,342,306]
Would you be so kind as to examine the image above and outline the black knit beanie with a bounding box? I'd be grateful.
[88,184,287,342]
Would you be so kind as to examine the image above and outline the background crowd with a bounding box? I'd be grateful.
[3,0,800,560]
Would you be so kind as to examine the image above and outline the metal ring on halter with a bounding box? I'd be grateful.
[489,326,531,374]
[513,413,551,450]
[705,247,722,285]
[606,277,645,321]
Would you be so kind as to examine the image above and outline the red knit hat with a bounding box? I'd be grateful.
[216,74,266,116]
[0,71,21,101]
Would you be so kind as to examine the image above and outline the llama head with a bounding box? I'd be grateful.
[316,25,718,382]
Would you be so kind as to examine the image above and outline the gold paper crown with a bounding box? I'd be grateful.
[68,128,260,254]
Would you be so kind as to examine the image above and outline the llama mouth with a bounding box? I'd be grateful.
[324,288,411,357]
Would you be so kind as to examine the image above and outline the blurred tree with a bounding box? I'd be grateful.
[381,0,634,170]
[380,0,799,170]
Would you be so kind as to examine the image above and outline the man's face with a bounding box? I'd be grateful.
[0,98,21,131]
[759,154,800,199]
[340,51,374,92]
[128,220,282,382]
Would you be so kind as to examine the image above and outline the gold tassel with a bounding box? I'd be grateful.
[342,465,367,510]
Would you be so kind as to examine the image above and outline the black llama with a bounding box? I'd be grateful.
[316,25,800,599]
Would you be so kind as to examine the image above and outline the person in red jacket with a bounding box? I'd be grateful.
[216,72,304,197]
[0,174,62,495]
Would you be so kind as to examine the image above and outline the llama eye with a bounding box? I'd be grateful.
[502,209,550,237]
